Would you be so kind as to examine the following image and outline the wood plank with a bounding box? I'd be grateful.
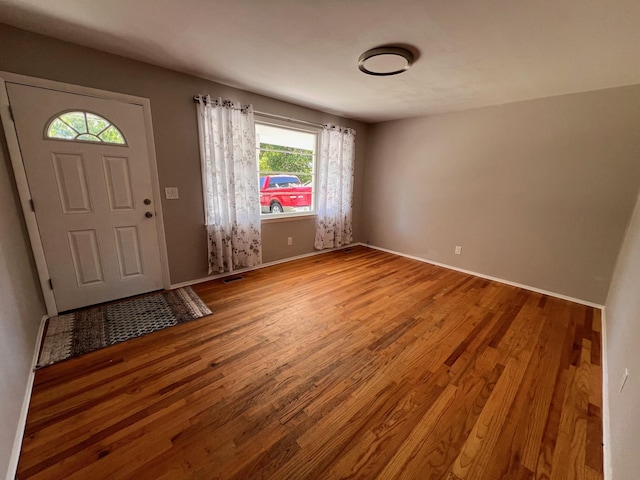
[17,246,604,480]
[446,316,541,479]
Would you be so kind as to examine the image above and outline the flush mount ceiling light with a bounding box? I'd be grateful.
[358,46,414,76]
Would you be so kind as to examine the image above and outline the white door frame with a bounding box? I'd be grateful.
[0,72,171,316]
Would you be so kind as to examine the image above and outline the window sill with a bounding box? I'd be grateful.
[260,213,317,224]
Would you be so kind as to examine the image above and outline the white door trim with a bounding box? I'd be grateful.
[0,72,170,316]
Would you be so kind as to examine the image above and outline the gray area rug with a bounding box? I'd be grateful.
[37,287,211,368]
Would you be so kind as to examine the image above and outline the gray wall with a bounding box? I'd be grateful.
[362,86,640,304]
[0,132,46,477]
[0,23,368,284]
[2,20,640,479]
[605,189,640,480]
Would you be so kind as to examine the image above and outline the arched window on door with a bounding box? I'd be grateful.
[45,111,126,145]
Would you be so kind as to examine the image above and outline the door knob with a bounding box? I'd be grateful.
[145,212,153,218]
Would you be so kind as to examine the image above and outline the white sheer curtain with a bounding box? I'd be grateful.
[314,124,356,250]
[195,95,262,274]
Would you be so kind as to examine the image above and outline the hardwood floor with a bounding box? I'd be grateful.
[18,246,603,479]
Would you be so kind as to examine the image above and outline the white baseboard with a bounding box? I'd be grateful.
[175,242,604,309]
[170,243,360,289]
[6,314,47,480]
[601,308,612,480]
[364,244,603,309]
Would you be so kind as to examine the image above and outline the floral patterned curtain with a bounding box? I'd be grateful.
[314,124,356,250]
[195,95,262,274]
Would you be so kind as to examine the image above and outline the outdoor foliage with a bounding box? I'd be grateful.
[47,111,125,144]
[259,143,313,183]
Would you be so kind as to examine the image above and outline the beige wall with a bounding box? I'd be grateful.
[362,86,640,304]
[0,132,46,477]
[0,23,368,285]
[604,189,640,480]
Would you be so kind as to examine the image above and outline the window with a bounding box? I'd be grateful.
[256,122,317,216]
[46,111,126,145]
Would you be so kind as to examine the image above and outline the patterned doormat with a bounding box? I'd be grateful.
[37,287,211,368]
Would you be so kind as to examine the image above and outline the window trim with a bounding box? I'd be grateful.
[255,116,320,221]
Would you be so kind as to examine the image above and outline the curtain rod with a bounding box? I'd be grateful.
[193,95,324,128]
[253,111,324,129]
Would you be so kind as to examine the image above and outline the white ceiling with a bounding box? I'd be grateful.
[1,0,639,123]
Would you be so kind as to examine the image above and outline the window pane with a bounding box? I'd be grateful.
[47,118,77,139]
[256,124,316,150]
[76,133,101,142]
[60,112,88,133]
[46,111,126,145]
[99,126,126,144]
[86,113,110,135]
[256,123,317,216]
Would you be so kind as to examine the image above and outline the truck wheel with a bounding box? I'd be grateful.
[270,201,284,213]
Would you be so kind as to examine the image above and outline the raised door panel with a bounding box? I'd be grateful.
[52,152,93,214]
[67,229,105,286]
[114,226,144,278]
[103,155,135,211]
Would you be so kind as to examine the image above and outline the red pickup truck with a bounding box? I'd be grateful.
[260,175,312,214]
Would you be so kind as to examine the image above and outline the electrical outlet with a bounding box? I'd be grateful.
[164,187,179,200]
[287,237,293,246]
[455,246,462,255]
[619,368,629,393]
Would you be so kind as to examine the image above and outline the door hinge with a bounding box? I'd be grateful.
[29,198,35,212]
[8,105,15,122]
[48,278,53,290]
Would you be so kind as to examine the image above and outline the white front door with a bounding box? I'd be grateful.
[7,83,163,312]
